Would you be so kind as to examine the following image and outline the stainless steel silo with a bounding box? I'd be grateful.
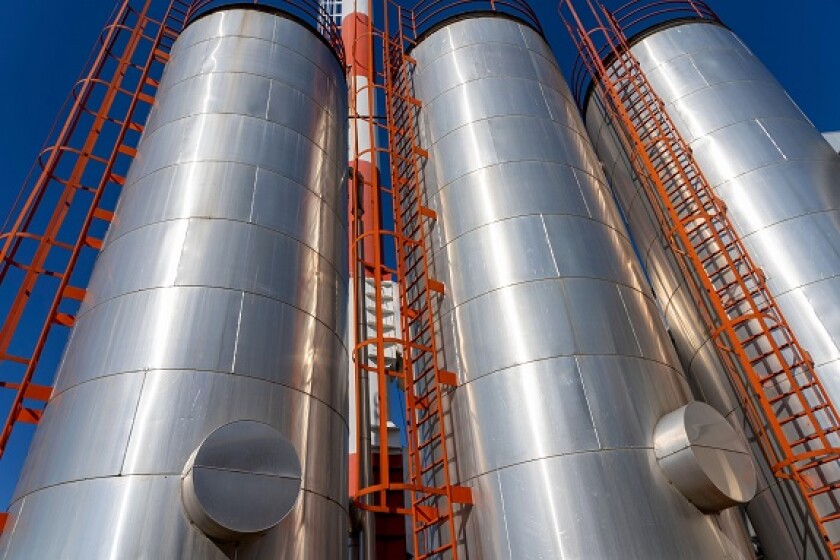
[584,15,840,560]
[0,7,348,559]
[411,12,756,559]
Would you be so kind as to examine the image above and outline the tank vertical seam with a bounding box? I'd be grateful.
[538,81,556,124]
[265,78,273,122]
[248,167,260,226]
[496,471,514,560]
[118,371,147,475]
[575,356,602,450]
[755,120,788,162]
[230,292,246,373]
[539,215,561,278]
[617,285,647,359]
[571,168,593,220]
[172,218,192,295]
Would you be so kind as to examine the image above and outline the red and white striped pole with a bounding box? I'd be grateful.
[342,1,380,558]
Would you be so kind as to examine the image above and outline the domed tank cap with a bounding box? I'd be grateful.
[654,402,757,513]
[181,421,302,541]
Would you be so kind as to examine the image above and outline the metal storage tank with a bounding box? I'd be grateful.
[0,6,348,559]
[411,11,756,559]
[583,9,840,560]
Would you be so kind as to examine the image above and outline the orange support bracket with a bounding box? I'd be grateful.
[450,485,473,505]
[427,279,445,295]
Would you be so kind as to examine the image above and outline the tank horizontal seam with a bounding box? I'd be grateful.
[99,216,347,285]
[49,368,350,431]
[71,284,348,355]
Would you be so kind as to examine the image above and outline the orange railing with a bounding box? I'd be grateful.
[568,0,719,105]
[186,0,346,65]
[409,0,541,37]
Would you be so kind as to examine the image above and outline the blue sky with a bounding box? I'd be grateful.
[0,0,837,508]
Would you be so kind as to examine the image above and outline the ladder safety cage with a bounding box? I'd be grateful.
[0,2,347,536]
[557,0,840,556]
[0,0,193,482]
[186,0,346,65]
[408,0,542,37]
[347,0,415,528]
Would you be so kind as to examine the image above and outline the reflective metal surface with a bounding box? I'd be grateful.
[412,14,754,559]
[585,19,839,560]
[0,8,347,559]
[654,402,756,512]
[182,421,302,541]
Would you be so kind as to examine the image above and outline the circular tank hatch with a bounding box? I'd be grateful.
[181,420,302,541]
[654,402,757,512]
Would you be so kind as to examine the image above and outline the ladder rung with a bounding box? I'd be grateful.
[414,504,439,523]
[798,455,840,472]
[53,312,75,327]
[84,236,103,250]
[779,404,830,425]
[418,542,455,560]
[820,512,840,524]
[415,512,450,533]
[420,458,444,475]
[807,484,837,497]
[0,382,51,402]
[769,384,817,404]
[414,396,430,411]
[0,354,31,365]
[416,410,439,426]
[117,143,138,157]
[93,207,114,223]
[790,430,840,448]
[418,432,441,451]
[109,172,126,186]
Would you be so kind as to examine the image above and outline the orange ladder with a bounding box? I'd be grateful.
[559,0,840,555]
[0,0,192,532]
[382,3,473,558]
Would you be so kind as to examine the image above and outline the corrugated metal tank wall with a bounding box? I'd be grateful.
[584,19,840,560]
[411,13,755,559]
[0,8,348,559]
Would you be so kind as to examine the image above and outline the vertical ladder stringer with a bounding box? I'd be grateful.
[558,1,840,555]
[0,0,193,529]
[382,2,471,559]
